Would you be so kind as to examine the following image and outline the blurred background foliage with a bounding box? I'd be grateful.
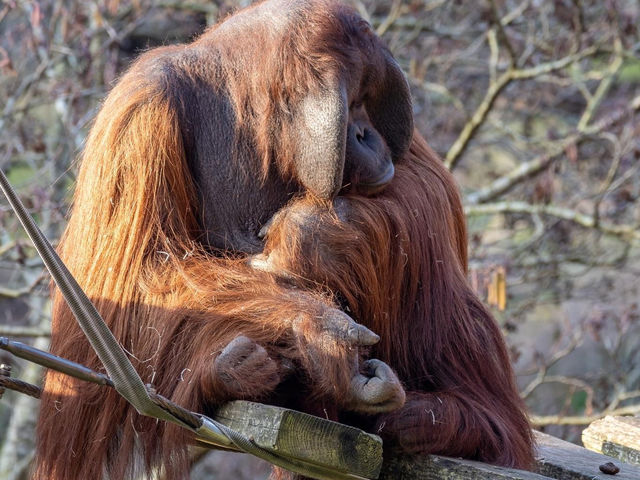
[0,0,639,478]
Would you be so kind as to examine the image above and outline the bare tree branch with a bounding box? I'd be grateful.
[465,201,640,240]
[0,326,51,338]
[576,40,623,132]
[487,0,516,66]
[0,274,46,300]
[466,94,640,204]
[445,46,599,170]
[531,404,640,427]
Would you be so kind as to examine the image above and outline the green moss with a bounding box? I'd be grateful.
[570,390,587,413]
[466,214,494,234]
[6,165,35,186]
[618,58,640,84]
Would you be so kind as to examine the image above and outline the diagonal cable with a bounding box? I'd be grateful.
[0,169,174,421]
[0,169,373,480]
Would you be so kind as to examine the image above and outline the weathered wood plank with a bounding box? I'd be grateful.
[582,416,640,466]
[378,431,640,480]
[212,400,383,479]
[535,431,640,479]
[199,403,640,480]
[379,451,553,479]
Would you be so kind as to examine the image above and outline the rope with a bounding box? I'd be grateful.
[0,169,172,423]
[148,390,201,430]
[0,360,368,480]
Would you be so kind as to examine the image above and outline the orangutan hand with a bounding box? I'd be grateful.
[346,358,406,413]
[212,335,282,400]
[311,307,380,347]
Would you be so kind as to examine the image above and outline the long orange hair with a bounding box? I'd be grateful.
[265,133,534,467]
[34,1,533,478]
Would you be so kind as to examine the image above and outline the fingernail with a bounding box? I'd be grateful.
[359,327,379,346]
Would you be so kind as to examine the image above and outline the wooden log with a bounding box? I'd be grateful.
[582,416,640,466]
[535,430,640,479]
[206,404,640,480]
[377,431,640,479]
[379,451,553,479]
[212,400,383,479]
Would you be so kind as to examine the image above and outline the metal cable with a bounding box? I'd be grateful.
[0,376,42,399]
[148,391,201,430]
[0,169,176,422]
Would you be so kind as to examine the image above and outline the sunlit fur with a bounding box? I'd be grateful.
[34,1,534,479]
[264,134,534,470]
[33,69,356,478]
[34,8,360,478]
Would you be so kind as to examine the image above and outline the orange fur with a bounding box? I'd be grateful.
[34,1,533,478]
[264,133,534,468]
[34,25,358,480]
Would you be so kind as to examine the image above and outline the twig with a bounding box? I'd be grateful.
[375,0,402,37]
[369,16,475,38]
[465,135,579,204]
[527,375,595,414]
[0,57,51,132]
[593,132,623,227]
[511,45,598,79]
[520,332,583,396]
[465,201,640,240]
[0,273,46,299]
[444,70,512,170]
[419,81,465,112]
[488,0,516,66]
[465,94,640,204]
[576,40,623,132]
[531,404,640,427]
[606,390,640,412]
[445,46,598,170]
[0,326,51,338]
[0,241,17,257]
[155,1,219,14]
[570,0,584,52]
[487,29,500,84]
[501,0,531,27]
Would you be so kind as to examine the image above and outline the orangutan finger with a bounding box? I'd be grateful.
[321,309,379,346]
[346,358,406,413]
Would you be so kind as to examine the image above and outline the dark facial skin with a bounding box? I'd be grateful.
[164,0,413,254]
[343,102,394,196]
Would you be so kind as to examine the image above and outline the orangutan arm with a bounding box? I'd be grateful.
[207,299,405,413]
[374,391,526,467]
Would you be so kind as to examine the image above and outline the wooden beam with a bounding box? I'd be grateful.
[379,451,553,479]
[582,416,640,466]
[535,431,640,479]
[211,400,383,479]
[206,405,640,480]
[194,401,640,480]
